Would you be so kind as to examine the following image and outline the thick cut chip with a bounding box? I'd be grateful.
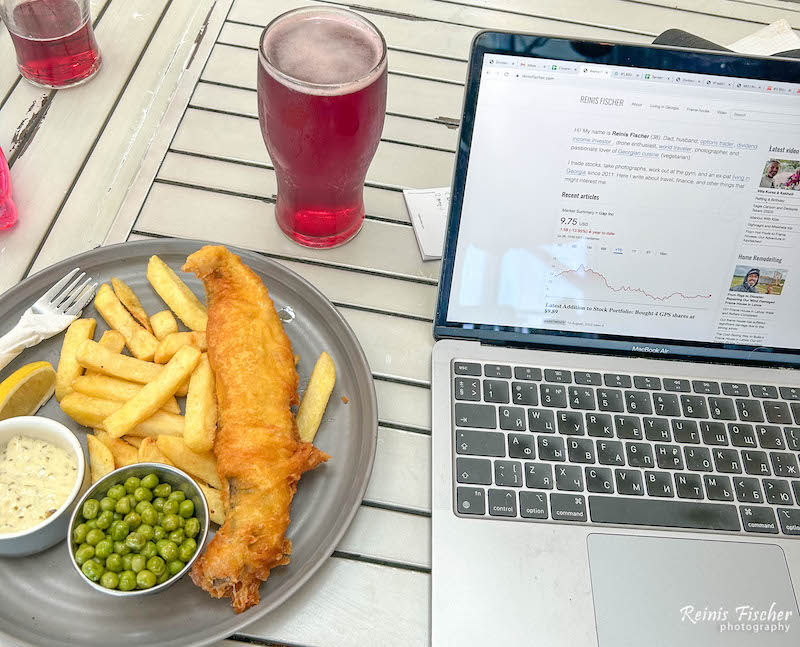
[86,434,114,483]
[150,310,178,341]
[93,429,138,467]
[197,481,225,525]
[60,392,185,437]
[184,353,217,453]
[94,284,158,361]
[156,435,221,488]
[111,277,153,333]
[147,256,207,331]
[55,318,96,401]
[138,437,174,466]
[154,331,207,364]
[296,352,336,443]
[71,374,180,414]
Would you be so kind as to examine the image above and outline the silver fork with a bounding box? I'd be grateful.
[0,268,98,373]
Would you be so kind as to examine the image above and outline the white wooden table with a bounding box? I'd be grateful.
[1,0,799,644]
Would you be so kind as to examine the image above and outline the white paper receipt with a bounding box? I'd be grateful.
[403,187,450,261]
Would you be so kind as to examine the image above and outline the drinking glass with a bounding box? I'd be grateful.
[257,7,387,248]
[1,0,102,88]
[0,147,17,231]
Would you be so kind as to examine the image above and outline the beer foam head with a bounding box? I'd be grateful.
[261,8,385,95]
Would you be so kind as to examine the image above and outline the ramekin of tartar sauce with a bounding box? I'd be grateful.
[0,416,89,557]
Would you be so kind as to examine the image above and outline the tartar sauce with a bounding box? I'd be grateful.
[0,435,77,534]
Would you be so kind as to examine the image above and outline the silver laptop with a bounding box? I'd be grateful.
[431,32,800,646]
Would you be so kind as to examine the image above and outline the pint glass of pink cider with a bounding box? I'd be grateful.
[258,7,387,248]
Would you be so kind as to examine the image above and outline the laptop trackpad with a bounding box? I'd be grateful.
[587,534,799,646]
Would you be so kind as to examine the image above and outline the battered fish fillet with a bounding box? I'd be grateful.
[184,245,329,613]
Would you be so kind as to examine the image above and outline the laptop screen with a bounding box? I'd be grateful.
[436,35,800,367]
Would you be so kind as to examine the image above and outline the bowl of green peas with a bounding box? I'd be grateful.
[67,462,209,596]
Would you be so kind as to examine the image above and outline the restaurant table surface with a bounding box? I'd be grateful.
[1,0,799,644]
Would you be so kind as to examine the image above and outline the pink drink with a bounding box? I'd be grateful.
[258,8,387,248]
[6,0,101,88]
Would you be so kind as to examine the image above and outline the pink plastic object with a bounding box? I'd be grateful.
[0,147,18,230]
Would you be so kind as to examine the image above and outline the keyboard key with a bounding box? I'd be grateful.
[514,366,541,381]
[644,417,671,441]
[568,386,596,410]
[455,403,496,429]
[708,397,736,420]
[795,482,800,505]
[634,376,661,390]
[751,384,778,399]
[519,491,548,519]
[544,369,571,383]
[672,419,700,444]
[557,410,584,435]
[764,401,792,425]
[663,378,691,392]
[485,364,512,379]
[729,423,757,448]
[540,384,567,408]
[456,457,492,485]
[685,446,713,472]
[736,399,764,422]
[483,379,509,404]
[699,421,727,446]
[597,388,624,413]
[574,371,601,386]
[508,434,534,459]
[771,452,799,477]
[455,430,506,457]
[499,406,526,431]
[550,493,587,521]
[763,479,794,505]
[555,465,584,491]
[524,462,553,489]
[589,496,739,531]
[597,440,625,466]
[625,391,652,415]
[488,489,517,517]
[704,474,734,501]
[742,450,771,476]
[615,469,644,495]
[652,393,680,417]
[537,436,566,462]
[494,460,523,487]
[692,380,720,395]
[511,382,538,406]
[680,395,708,419]
[676,473,704,499]
[567,438,596,463]
[740,505,777,534]
[722,382,748,397]
[625,442,654,468]
[779,386,800,401]
[454,377,481,401]
[604,373,632,388]
[454,362,481,376]
[585,467,614,493]
[756,425,785,450]
[645,471,674,497]
[777,508,800,535]
[586,413,614,438]
[456,487,486,515]
[734,477,763,503]
[713,448,742,474]
[655,444,684,470]
[785,427,800,451]
[614,415,643,440]
[793,402,800,424]
[528,408,555,433]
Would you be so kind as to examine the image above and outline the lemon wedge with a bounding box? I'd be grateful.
[0,361,56,421]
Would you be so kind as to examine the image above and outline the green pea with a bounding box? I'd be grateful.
[85,519,97,529]
[153,526,166,542]
[157,512,165,525]
[94,539,113,560]
[141,473,159,489]
[152,497,165,512]
[167,559,185,576]
[167,491,186,503]
[82,499,100,520]
[178,500,194,518]
[162,514,180,532]
[124,477,141,494]
[107,484,126,500]
[157,540,178,562]
[130,554,147,573]
[86,529,105,546]
[137,524,154,541]
[134,500,152,515]
[153,483,171,498]
[100,571,119,589]
[178,515,185,528]
[109,520,130,541]
[123,512,141,530]
[95,510,114,530]
[177,542,195,563]
[113,513,123,521]
[118,570,137,591]
[121,554,134,571]
[99,496,116,512]
[125,531,145,552]
[168,529,185,545]
[162,500,179,516]
[73,523,89,544]
[105,554,123,573]
[141,507,158,526]
[114,541,131,556]
[141,541,157,559]
[114,497,131,515]
[134,487,153,503]
[146,556,166,577]
[81,559,104,582]
[157,571,169,584]
[136,570,156,589]
[74,544,95,565]
[181,537,197,553]
[184,518,200,538]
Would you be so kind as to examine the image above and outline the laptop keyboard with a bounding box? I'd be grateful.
[452,360,800,536]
